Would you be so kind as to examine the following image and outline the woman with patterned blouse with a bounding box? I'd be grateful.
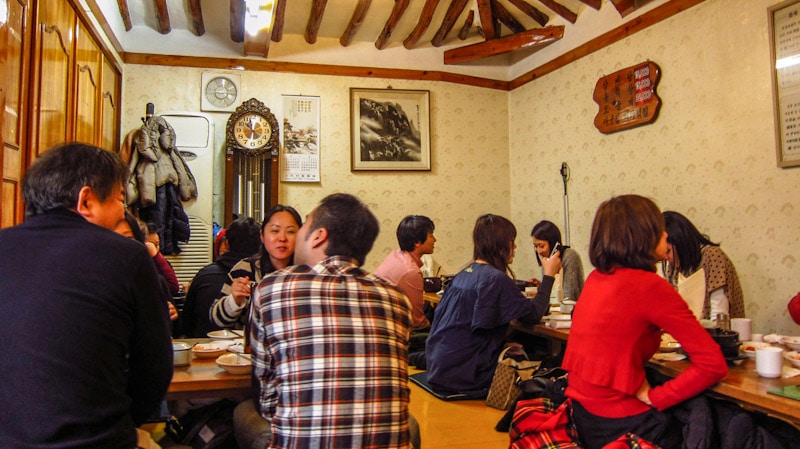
[661,211,745,319]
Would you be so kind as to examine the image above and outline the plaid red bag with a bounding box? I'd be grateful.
[509,398,580,449]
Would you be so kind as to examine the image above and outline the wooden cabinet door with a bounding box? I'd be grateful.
[29,0,74,160]
[1,0,32,229]
[74,19,101,145]
[100,56,121,152]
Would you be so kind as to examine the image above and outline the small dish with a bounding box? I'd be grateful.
[784,350,800,368]
[216,353,252,375]
[659,341,682,353]
[740,341,772,359]
[207,329,239,340]
[192,342,227,358]
[782,336,800,351]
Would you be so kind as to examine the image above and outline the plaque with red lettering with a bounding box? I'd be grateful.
[593,61,661,134]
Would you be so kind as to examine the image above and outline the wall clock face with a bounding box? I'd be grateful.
[226,98,280,157]
[201,73,241,112]
[234,112,272,149]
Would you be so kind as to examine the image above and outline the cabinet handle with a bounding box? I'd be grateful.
[42,24,70,57]
[103,92,115,109]
[78,65,97,88]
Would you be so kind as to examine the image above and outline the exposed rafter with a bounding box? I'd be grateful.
[154,0,170,34]
[537,0,577,24]
[403,0,440,49]
[507,0,548,27]
[117,0,132,31]
[188,0,205,36]
[376,0,411,50]
[444,26,564,64]
[341,0,373,47]
[305,0,328,44]
[271,0,287,42]
[431,0,470,47]
[230,0,244,43]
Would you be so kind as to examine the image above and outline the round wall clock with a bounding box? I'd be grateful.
[225,98,280,157]
[201,72,241,112]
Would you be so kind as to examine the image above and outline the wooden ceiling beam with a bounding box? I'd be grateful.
[458,9,474,40]
[230,0,244,43]
[376,0,411,50]
[493,1,525,35]
[537,0,577,24]
[578,0,602,9]
[506,0,548,27]
[188,0,205,36]
[444,25,563,64]
[272,0,287,42]
[610,0,636,17]
[154,0,171,34]
[305,0,328,44]
[476,0,497,40]
[431,0,470,47]
[341,0,372,46]
[403,0,440,49]
[116,0,132,31]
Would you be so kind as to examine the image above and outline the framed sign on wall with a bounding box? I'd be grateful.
[769,0,800,168]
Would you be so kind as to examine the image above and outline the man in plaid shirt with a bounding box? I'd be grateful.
[234,193,419,449]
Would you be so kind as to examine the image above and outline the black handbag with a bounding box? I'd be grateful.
[165,399,238,449]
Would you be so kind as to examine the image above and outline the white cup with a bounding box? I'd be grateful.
[755,346,784,378]
[751,333,764,342]
[730,318,751,342]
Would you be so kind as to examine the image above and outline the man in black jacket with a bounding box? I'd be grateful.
[182,217,261,338]
[0,143,173,449]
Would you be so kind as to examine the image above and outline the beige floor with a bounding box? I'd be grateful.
[409,368,510,449]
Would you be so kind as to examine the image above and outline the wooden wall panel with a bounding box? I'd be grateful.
[100,56,121,152]
[74,20,102,145]
[29,0,74,159]
[1,0,32,228]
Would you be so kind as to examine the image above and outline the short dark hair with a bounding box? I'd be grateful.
[473,214,517,277]
[123,212,147,243]
[396,215,434,252]
[226,217,262,255]
[662,211,718,277]
[589,194,664,274]
[531,220,562,266]
[310,193,379,266]
[22,143,128,217]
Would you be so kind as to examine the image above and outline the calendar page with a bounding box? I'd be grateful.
[282,95,320,182]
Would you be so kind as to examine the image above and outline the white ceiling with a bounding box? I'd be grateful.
[85,0,671,81]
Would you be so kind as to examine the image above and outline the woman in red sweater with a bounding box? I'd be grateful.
[562,195,728,449]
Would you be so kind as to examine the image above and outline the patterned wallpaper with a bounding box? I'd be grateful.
[122,0,800,335]
[509,0,800,335]
[122,67,510,278]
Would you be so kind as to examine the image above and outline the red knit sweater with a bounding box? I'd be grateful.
[563,268,727,417]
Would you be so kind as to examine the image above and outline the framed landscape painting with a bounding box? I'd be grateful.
[350,88,431,171]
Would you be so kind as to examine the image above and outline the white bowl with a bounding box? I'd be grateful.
[782,336,800,351]
[172,342,192,366]
[192,342,227,358]
[216,353,252,375]
[207,329,239,340]
[659,341,682,353]
[740,341,772,359]
[784,350,800,368]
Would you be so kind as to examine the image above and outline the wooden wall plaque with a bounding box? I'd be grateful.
[593,61,661,134]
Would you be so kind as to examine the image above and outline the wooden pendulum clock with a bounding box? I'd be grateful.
[224,98,280,225]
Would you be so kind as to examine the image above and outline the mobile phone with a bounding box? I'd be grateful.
[551,243,570,258]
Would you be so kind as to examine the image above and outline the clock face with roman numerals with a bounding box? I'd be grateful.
[225,98,279,157]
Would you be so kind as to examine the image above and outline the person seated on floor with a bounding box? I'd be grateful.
[0,143,172,448]
[563,195,727,449]
[530,220,585,302]
[424,214,561,396]
[234,193,420,449]
[182,217,261,338]
[375,215,437,333]
[144,222,181,296]
[209,205,302,330]
[115,211,179,322]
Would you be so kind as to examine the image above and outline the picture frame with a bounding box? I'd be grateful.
[350,88,431,171]
[769,0,800,168]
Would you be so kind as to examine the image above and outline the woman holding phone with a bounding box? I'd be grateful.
[530,220,585,302]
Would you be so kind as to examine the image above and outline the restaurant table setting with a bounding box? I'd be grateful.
[167,337,253,401]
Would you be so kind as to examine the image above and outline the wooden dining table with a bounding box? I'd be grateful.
[509,320,800,429]
[167,339,252,401]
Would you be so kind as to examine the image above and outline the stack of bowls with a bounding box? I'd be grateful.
[706,328,740,358]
